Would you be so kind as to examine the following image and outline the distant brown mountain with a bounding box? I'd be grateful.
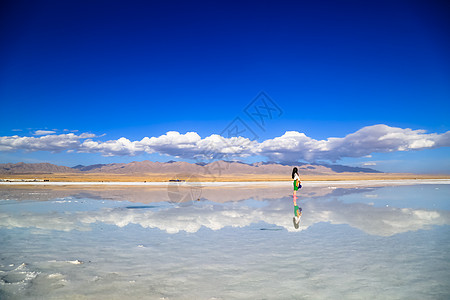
[0,160,382,175]
[0,162,78,174]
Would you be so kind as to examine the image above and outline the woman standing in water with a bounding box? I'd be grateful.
[292,167,301,197]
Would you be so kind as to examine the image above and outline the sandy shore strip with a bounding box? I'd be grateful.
[1,172,449,183]
[1,179,449,187]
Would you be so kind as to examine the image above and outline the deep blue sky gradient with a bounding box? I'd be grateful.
[0,0,449,172]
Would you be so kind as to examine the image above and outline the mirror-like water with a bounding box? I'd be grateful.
[1,181,449,299]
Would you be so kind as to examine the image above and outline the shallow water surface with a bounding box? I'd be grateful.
[1,182,449,299]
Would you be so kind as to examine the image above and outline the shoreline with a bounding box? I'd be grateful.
[1,178,449,187]
[0,172,449,183]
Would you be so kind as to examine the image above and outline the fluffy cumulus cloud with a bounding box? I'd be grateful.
[0,133,95,152]
[1,124,449,162]
[79,137,144,156]
[76,131,257,158]
[257,124,450,162]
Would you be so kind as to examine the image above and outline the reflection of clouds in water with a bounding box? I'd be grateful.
[1,197,449,236]
[303,200,450,236]
[0,211,91,232]
[80,203,273,234]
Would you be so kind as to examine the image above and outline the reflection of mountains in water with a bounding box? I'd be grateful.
[0,185,373,203]
[1,187,449,237]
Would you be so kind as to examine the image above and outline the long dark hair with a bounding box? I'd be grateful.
[292,167,298,179]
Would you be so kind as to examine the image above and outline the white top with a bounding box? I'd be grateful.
[293,173,300,181]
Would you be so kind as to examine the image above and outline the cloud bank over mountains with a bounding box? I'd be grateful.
[1,125,449,162]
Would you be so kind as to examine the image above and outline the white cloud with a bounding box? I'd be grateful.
[33,130,56,135]
[79,137,143,156]
[77,131,257,159]
[0,133,95,152]
[0,124,449,162]
[140,131,202,157]
[257,124,450,162]
[363,162,377,166]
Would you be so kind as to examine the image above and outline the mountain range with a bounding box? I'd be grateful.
[0,161,382,175]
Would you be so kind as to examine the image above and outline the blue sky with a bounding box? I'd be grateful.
[0,0,449,173]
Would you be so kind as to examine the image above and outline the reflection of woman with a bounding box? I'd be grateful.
[292,167,301,196]
[293,197,302,229]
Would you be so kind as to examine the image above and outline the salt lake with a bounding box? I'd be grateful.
[1,180,449,299]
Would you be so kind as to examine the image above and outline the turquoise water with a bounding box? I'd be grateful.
[1,183,449,299]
